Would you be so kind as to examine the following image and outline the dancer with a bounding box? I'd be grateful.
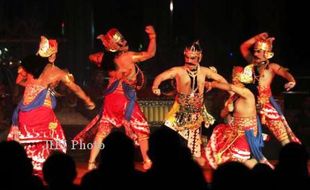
[205,66,271,169]
[74,26,156,170]
[152,41,227,165]
[240,32,300,145]
[8,36,95,175]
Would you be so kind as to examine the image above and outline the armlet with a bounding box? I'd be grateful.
[63,73,75,84]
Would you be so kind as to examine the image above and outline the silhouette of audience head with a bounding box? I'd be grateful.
[251,163,276,189]
[145,127,208,189]
[0,140,33,176]
[147,126,190,165]
[273,142,310,190]
[276,142,309,177]
[80,131,138,190]
[212,161,252,190]
[98,130,135,172]
[43,151,77,188]
[0,140,43,190]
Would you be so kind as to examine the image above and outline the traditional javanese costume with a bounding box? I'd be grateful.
[162,41,215,157]
[8,85,66,172]
[165,92,215,157]
[8,37,66,175]
[74,27,150,145]
[205,115,263,168]
[205,66,271,169]
[252,38,300,144]
[258,86,300,143]
[74,77,149,144]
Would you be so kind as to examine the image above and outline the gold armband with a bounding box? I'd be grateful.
[63,73,75,84]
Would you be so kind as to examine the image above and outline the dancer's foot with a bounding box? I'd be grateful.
[143,159,152,170]
[88,161,97,170]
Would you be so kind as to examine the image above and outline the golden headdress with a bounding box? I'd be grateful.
[36,36,58,57]
[233,64,254,84]
[184,40,202,62]
[97,28,125,52]
[254,37,274,59]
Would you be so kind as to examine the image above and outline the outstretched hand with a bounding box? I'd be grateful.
[152,88,161,96]
[284,81,296,91]
[86,101,96,110]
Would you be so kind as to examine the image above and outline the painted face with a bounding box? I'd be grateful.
[253,39,274,64]
[116,38,129,52]
[253,49,268,64]
[183,41,202,66]
[184,54,200,66]
[48,53,57,63]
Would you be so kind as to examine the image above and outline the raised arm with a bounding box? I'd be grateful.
[240,32,268,63]
[152,67,178,96]
[132,25,156,63]
[270,63,296,91]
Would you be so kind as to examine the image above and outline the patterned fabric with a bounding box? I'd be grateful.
[164,92,215,157]
[205,116,257,169]
[97,93,150,143]
[8,85,66,174]
[73,80,150,145]
[258,86,300,143]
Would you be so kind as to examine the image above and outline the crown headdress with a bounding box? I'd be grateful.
[97,28,125,52]
[254,37,274,59]
[233,64,254,84]
[184,40,202,61]
[36,36,58,57]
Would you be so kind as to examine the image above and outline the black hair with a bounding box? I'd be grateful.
[21,54,49,79]
[101,50,117,72]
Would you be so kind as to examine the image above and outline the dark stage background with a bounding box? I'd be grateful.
[1,0,310,78]
[1,0,310,157]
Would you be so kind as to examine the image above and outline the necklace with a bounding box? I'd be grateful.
[254,60,269,83]
[185,65,199,95]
